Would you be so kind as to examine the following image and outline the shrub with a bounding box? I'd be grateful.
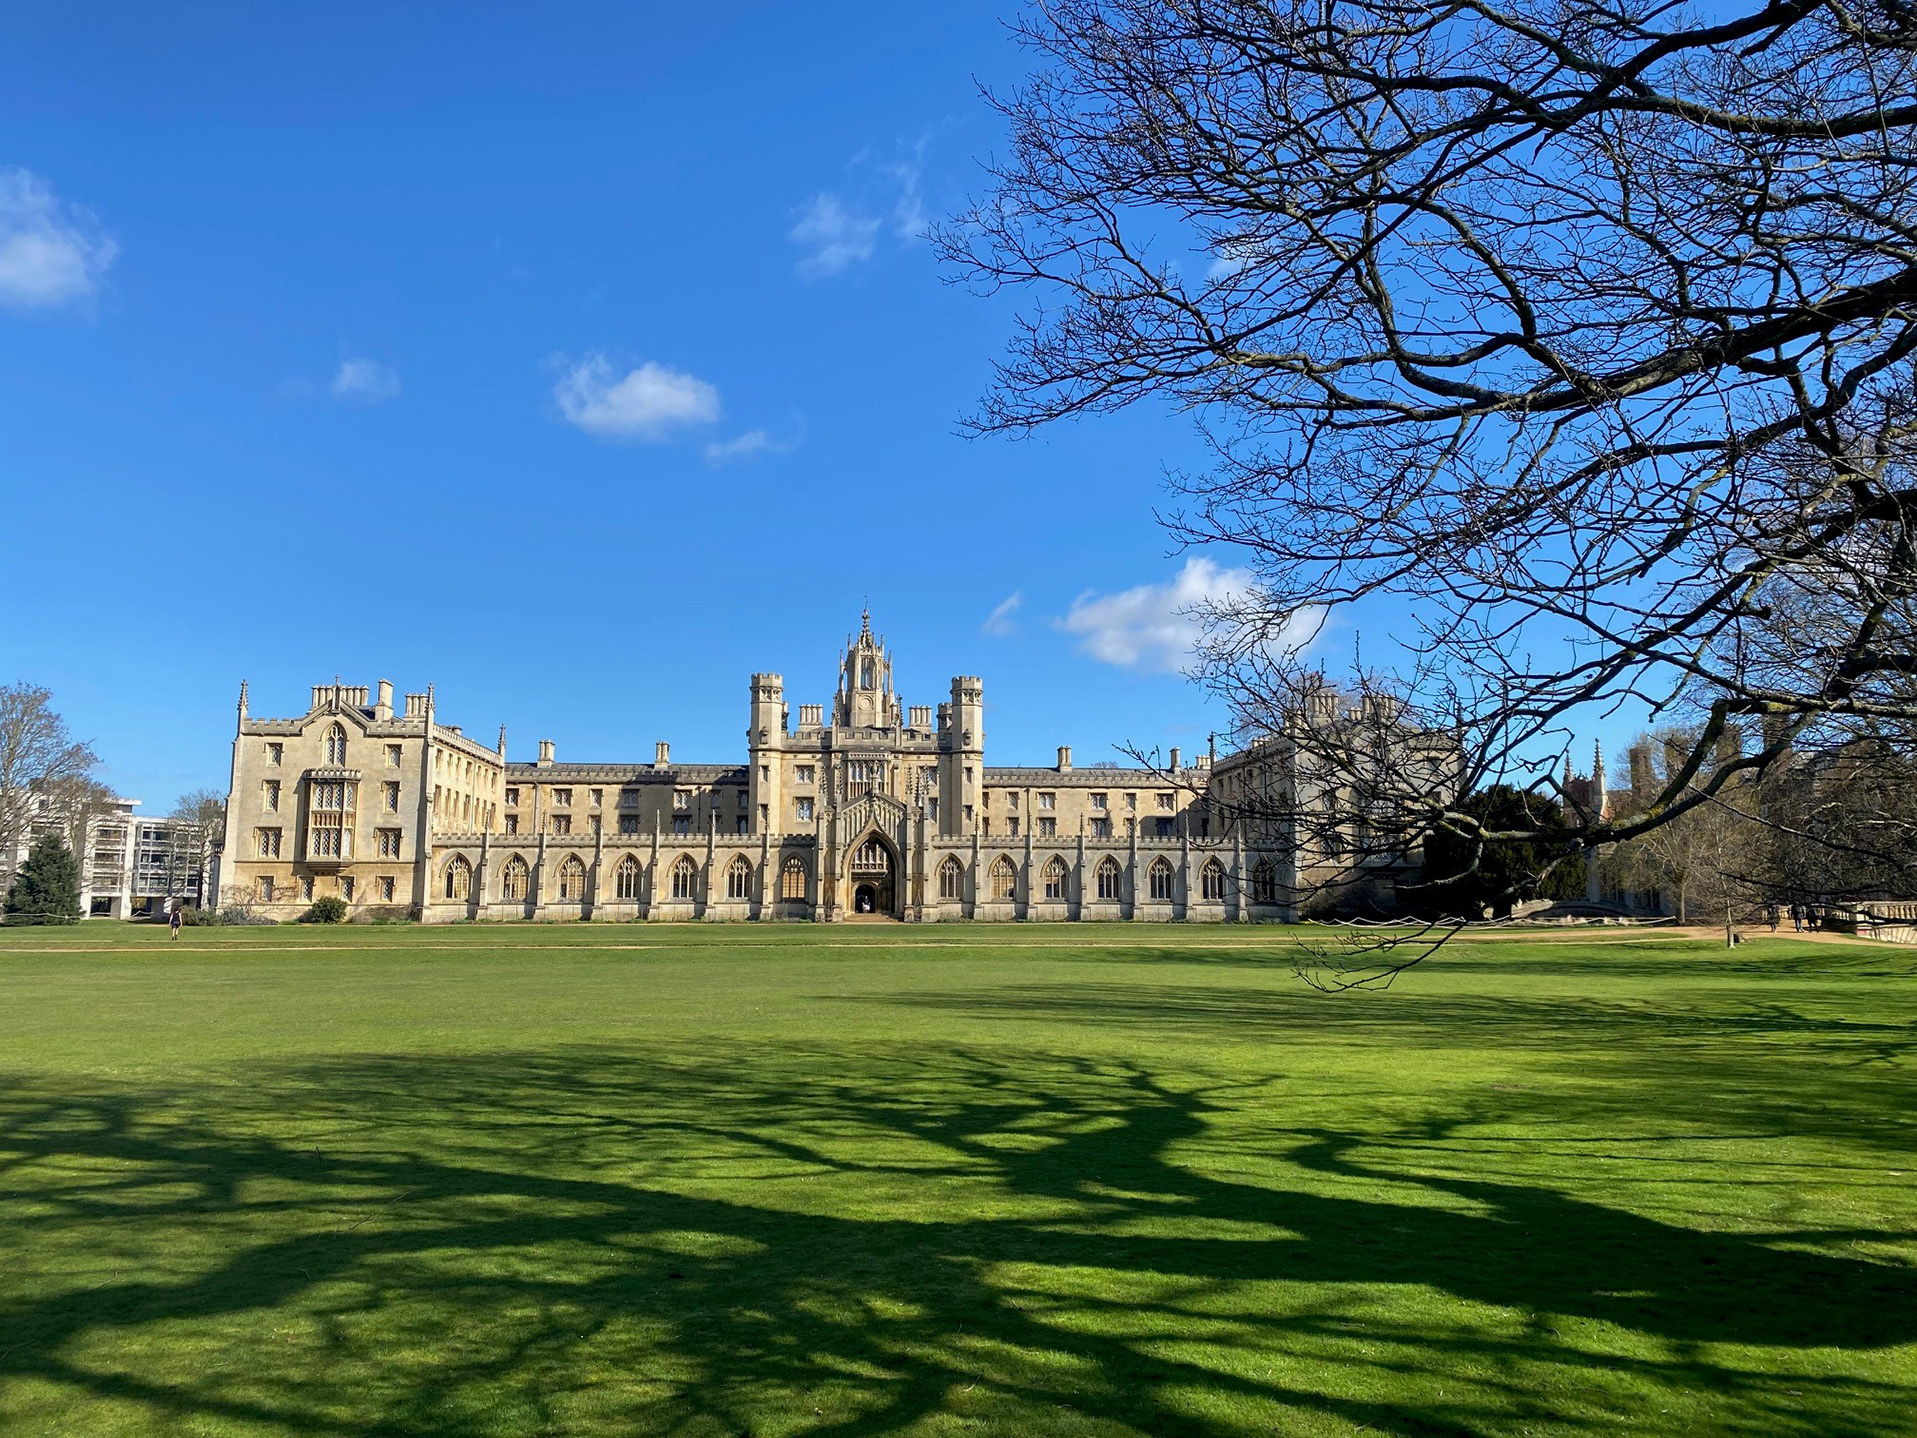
[299,895,349,924]
[178,905,223,927]
[217,904,275,926]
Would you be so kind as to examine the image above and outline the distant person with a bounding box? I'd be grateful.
[1789,903,1803,932]
[1767,904,1779,933]
[169,901,182,942]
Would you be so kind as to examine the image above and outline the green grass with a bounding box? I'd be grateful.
[1,923,1913,1437]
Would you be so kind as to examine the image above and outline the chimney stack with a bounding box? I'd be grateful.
[374,679,394,720]
[1169,747,1183,772]
[1057,745,1072,772]
[537,739,555,766]
[655,741,670,768]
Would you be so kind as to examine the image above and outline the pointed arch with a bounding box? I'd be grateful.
[725,855,753,900]
[614,854,641,900]
[443,854,472,902]
[1148,857,1175,901]
[988,855,1017,901]
[1201,857,1227,901]
[1041,855,1070,901]
[781,856,807,900]
[670,855,699,900]
[1096,856,1122,901]
[500,854,530,902]
[324,722,348,765]
[558,854,587,901]
[1252,857,1278,903]
[938,855,964,900]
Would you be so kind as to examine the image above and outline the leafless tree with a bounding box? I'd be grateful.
[0,684,99,881]
[939,0,1917,970]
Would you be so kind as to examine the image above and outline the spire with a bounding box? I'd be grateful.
[860,603,873,640]
[237,680,249,720]
[497,723,508,757]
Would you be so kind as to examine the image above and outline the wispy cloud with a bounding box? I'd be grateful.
[0,167,116,310]
[553,354,721,441]
[790,136,932,278]
[330,357,401,403]
[982,591,1023,637]
[789,194,880,279]
[1061,558,1285,673]
[703,425,803,468]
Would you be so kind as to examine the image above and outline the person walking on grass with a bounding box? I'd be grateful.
[169,901,182,942]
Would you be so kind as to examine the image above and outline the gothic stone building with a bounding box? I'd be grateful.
[220,613,1428,923]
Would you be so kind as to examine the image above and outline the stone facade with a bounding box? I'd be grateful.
[219,612,1434,922]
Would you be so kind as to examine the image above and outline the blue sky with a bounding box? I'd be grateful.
[0,2,1285,809]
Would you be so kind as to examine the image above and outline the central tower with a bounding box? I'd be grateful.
[833,608,899,731]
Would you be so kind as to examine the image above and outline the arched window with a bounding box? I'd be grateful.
[1096,857,1122,901]
[938,856,963,900]
[989,855,1017,900]
[860,659,875,689]
[443,854,472,901]
[1149,858,1175,901]
[1201,859,1226,901]
[558,854,587,901]
[854,837,889,869]
[781,857,806,900]
[1252,858,1278,904]
[324,723,347,765]
[726,856,752,900]
[671,855,698,900]
[1042,856,1069,901]
[501,855,530,901]
[614,855,641,900]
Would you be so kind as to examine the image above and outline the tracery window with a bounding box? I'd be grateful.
[1096,857,1122,900]
[726,857,752,900]
[324,724,347,765]
[1148,858,1175,902]
[989,856,1016,901]
[444,855,472,901]
[671,855,698,900]
[1201,859,1226,901]
[1042,856,1069,901]
[854,838,888,869]
[614,855,641,900]
[781,857,806,900]
[501,855,530,901]
[308,780,354,859]
[1251,858,1278,904]
[939,856,963,899]
[558,855,587,901]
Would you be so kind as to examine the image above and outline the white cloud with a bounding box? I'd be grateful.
[330,357,401,403]
[789,193,880,278]
[1060,558,1272,673]
[982,591,1023,637]
[703,426,802,468]
[553,354,721,441]
[884,141,928,242]
[0,168,116,310]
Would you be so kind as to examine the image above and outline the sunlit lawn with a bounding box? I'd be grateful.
[1,921,1913,1436]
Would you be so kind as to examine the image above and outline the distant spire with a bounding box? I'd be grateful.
[497,723,508,757]
[237,680,249,719]
[860,602,872,639]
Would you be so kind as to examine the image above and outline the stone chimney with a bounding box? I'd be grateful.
[537,739,555,767]
[1057,745,1072,772]
[1169,746,1183,772]
[655,741,670,768]
[374,679,394,721]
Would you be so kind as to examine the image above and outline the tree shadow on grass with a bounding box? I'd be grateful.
[1,1041,1913,1436]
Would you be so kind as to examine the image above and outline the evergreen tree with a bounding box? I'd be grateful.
[1423,786,1584,920]
[5,833,82,925]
